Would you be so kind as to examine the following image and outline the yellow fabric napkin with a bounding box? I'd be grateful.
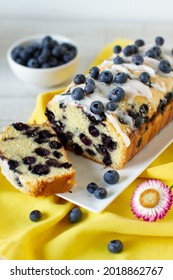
[0,39,173,260]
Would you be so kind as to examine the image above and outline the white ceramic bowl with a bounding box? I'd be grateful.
[7,34,79,88]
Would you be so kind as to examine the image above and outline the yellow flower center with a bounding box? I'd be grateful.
[139,189,160,208]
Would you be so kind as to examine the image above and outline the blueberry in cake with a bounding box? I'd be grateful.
[0,123,75,196]
[46,36,173,169]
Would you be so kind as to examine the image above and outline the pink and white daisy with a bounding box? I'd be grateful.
[130,179,173,222]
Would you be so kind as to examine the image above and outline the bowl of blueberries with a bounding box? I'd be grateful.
[7,34,79,87]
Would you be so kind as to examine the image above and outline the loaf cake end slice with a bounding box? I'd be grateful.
[0,122,75,196]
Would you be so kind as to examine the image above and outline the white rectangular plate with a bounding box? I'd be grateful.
[57,122,173,213]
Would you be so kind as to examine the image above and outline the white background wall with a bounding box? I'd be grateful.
[1,0,173,22]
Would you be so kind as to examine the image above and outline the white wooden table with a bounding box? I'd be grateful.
[1,18,173,132]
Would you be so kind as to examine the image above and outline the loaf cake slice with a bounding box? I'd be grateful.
[46,37,173,169]
[0,122,75,196]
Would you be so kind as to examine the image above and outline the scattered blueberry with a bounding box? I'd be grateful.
[107,240,123,253]
[29,210,42,222]
[89,66,100,79]
[94,187,107,199]
[86,182,99,194]
[99,70,113,84]
[74,74,86,85]
[155,36,164,46]
[103,169,120,184]
[113,56,124,64]
[49,140,62,149]
[114,72,128,84]
[109,87,126,102]
[90,101,104,115]
[71,87,85,100]
[79,133,92,146]
[145,49,157,59]
[159,60,171,73]
[134,39,145,47]
[68,207,83,223]
[132,54,144,65]
[106,101,118,111]
[113,45,122,54]
[139,72,150,84]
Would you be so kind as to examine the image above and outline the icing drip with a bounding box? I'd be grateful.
[105,113,130,147]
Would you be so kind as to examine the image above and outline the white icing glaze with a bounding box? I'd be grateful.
[105,113,130,147]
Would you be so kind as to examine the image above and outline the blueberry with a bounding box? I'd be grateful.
[90,101,104,115]
[99,70,113,84]
[53,151,62,159]
[103,169,119,184]
[145,49,157,59]
[79,133,92,146]
[106,101,118,111]
[38,54,49,64]
[123,45,133,56]
[46,158,59,167]
[109,87,126,102]
[155,36,164,46]
[41,63,50,68]
[12,122,30,131]
[68,207,82,223]
[71,87,85,100]
[52,45,62,58]
[139,72,150,84]
[131,44,138,54]
[38,130,55,139]
[63,51,74,63]
[48,57,58,67]
[88,125,100,137]
[41,47,51,57]
[74,74,86,85]
[22,156,36,165]
[86,78,95,86]
[35,147,50,157]
[11,46,24,60]
[8,160,19,170]
[49,141,62,149]
[107,240,123,253]
[114,72,128,84]
[86,182,99,194]
[29,164,50,175]
[139,104,148,116]
[27,58,39,68]
[132,54,144,65]
[152,46,161,57]
[89,66,100,79]
[113,45,122,54]
[29,210,42,222]
[134,116,143,128]
[72,143,84,155]
[15,57,26,65]
[84,83,95,94]
[159,60,171,73]
[19,50,31,62]
[42,36,53,48]
[134,39,145,47]
[113,56,124,64]
[94,187,107,199]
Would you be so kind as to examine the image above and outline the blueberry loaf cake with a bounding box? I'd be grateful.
[0,123,75,196]
[46,36,173,169]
